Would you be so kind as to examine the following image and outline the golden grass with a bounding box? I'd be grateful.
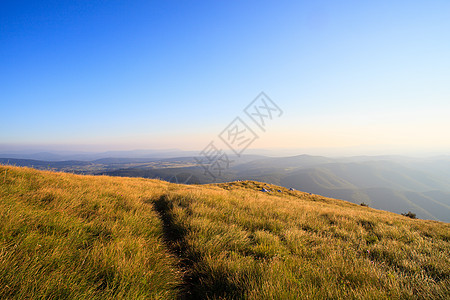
[0,165,449,299]
[157,182,449,299]
[0,165,181,299]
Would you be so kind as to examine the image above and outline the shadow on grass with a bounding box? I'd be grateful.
[152,194,243,300]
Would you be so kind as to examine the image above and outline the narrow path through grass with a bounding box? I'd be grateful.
[152,193,244,299]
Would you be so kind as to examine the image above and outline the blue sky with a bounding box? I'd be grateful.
[1,0,449,155]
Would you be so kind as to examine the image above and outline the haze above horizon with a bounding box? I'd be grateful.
[2,1,449,156]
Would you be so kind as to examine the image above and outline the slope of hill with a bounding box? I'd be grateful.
[2,154,450,222]
[0,165,181,299]
[0,165,449,299]
[273,161,450,222]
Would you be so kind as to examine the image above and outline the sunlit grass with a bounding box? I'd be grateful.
[0,165,449,299]
[0,165,181,299]
[154,182,449,299]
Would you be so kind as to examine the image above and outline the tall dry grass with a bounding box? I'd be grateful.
[0,165,181,299]
[0,165,449,299]
[153,181,449,299]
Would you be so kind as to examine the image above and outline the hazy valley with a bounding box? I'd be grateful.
[3,153,449,222]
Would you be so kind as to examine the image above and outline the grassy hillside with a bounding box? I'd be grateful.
[0,165,181,299]
[4,155,450,222]
[96,156,450,222]
[0,165,449,299]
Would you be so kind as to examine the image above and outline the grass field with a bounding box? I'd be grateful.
[0,165,449,299]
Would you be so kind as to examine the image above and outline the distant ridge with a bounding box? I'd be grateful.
[1,154,449,222]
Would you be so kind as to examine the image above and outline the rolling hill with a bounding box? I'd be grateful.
[97,155,450,222]
[2,154,449,222]
[0,165,449,299]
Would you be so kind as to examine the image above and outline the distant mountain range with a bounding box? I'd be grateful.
[0,149,198,161]
[1,153,449,222]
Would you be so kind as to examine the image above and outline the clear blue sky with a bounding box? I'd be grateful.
[1,0,449,155]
